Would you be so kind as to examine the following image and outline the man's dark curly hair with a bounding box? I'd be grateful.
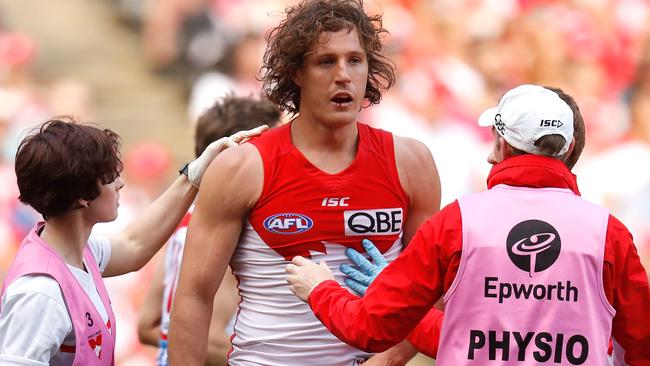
[261,0,395,115]
[15,117,123,219]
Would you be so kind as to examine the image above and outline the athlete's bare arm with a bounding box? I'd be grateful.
[366,136,441,365]
[205,269,240,366]
[168,144,262,365]
[394,136,441,244]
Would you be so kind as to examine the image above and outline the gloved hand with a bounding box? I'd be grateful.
[187,124,269,187]
[340,239,388,296]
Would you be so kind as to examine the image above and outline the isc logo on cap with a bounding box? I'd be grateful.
[344,208,402,236]
[540,119,564,128]
[263,213,313,234]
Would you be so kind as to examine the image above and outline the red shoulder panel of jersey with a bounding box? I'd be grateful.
[248,122,409,260]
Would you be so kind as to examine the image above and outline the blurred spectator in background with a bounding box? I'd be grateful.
[578,44,650,271]
[188,32,265,122]
[0,30,45,284]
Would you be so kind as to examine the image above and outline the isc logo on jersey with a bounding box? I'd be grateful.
[344,208,403,236]
[264,213,313,234]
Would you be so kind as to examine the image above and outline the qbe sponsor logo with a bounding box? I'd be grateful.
[344,208,402,236]
[263,213,313,234]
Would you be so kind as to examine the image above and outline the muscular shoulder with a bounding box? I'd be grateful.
[198,143,263,213]
[393,135,433,163]
[393,135,441,205]
[393,136,437,184]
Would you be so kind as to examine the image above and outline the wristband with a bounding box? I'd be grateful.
[179,162,190,178]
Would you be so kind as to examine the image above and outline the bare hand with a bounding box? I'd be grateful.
[363,340,418,366]
[228,124,269,145]
[363,351,407,366]
[286,256,335,302]
[187,125,269,187]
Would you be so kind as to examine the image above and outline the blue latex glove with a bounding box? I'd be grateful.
[340,239,388,296]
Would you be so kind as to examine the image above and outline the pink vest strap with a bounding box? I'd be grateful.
[1,223,116,365]
[437,185,615,365]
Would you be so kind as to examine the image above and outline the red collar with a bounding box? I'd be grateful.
[487,155,581,196]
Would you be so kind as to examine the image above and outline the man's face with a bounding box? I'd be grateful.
[487,127,508,165]
[294,27,368,127]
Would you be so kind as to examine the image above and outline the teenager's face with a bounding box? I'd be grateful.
[294,27,368,128]
[88,176,124,223]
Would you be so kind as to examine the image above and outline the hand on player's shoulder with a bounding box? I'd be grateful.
[202,143,261,183]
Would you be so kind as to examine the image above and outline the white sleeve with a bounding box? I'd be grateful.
[87,233,112,273]
[0,278,71,365]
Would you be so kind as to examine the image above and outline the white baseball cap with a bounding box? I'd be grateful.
[478,84,574,156]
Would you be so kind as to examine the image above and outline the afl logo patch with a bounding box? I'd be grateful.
[264,213,313,234]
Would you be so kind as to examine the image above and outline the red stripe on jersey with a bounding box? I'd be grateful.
[226,272,244,363]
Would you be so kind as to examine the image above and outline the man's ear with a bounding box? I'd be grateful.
[292,68,303,88]
[78,199,89,208]
[500,137,513,159]
[564,138,576,158]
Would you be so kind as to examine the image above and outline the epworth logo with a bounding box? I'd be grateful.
[506,219,561,277]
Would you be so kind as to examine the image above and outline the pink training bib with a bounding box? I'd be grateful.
[437,185,615,365]
[1,223,116,365]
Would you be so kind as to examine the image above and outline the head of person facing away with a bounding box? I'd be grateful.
[193,94,281,158]
[260,0,395,116]
[543,86,585,170]
[15,117,123,221]
[479,84,581,169]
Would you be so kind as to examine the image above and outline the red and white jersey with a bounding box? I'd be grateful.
[158,210,192,355]
[228,122,409,365]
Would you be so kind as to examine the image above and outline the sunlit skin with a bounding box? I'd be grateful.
[293,27,369,130]
[487,127,509,165]
[86,176,125,223]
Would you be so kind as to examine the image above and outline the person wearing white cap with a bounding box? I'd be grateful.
[478,84,575,158]
[286,84,650,365]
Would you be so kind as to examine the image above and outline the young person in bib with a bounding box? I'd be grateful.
[288,84,650,365]
[0,117,266,365]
